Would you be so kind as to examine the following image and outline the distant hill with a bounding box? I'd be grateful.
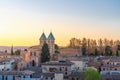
[0,46,29,53]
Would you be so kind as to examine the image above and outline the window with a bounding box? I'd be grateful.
[6,76,7,80]
[7,69,9,71]
[65,67,68,71]
[18,76,21,78]
[45,77,48,80]
[76,78,79,80]
[30,75,32,78]
[13,76,15,80]
[115,68,117,70]
[34,52,36,56]
[23,76,25,78]
[101,63,103,66]
[65,72,67,75]
[2,75,4,80]
[51,77,53,80]
[32,60,35,67]
[59,67,62,71]
[48,41,50,43]
[49,68,57,72]
[72,78,75,80]
[103,68,105,70]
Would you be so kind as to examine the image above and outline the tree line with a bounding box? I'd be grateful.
[68,38,120,56]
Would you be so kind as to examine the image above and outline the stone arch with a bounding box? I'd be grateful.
[32,60,35,67]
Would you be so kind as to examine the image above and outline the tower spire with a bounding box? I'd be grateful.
[50,29,52,33]
[39,32,47,40]
[11,45,14,55]
[48,32,55,40]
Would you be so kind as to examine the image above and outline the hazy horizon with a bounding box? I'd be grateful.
[0,0,120,46]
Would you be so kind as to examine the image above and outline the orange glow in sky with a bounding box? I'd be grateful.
[0,0,120,46]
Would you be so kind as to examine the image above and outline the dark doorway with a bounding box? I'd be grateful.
[32,60,35,67]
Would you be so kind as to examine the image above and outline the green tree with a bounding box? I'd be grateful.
[95,48,98,56]
[105,46,112,56]
[85,68,100,80]
[69,38,81,48]
[55,44,59,50]
[82,38,87,56]
[116,45,120,56]
[98,38,104,55]
[11,46,14,55]
[41,43,50,63]
[14,49,21,55]
[55,44,60,53]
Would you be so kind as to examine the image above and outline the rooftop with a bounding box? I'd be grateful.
[41,61,74,66]
[39,32,47,40]
[0,70,34,75]
[48,32,55,40]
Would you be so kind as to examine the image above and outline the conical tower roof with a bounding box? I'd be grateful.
[39,32,47,40]
[48,32,55,40]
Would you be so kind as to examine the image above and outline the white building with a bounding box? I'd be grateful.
[21,32,55,67]
[71,60,88,71]
[41,61,74,76]
[0,70,36,80]
[0,59,14,71]
[41,72,63,80]
[101,70,120,80]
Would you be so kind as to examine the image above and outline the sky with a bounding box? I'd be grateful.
[0,0,120,46]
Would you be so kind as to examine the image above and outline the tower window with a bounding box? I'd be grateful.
[34,52,36,56]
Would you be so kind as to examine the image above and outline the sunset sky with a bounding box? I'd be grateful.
[0,0,120,46]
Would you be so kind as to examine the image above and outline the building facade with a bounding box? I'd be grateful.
[41,61,74,77]
[21,32,55,67]
[0,70,35,80]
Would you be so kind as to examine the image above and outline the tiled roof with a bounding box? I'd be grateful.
[69,71,85,78]
[41,61,74,66]
[48,32,55,40]
[39,32,47,40]
[0,70,34,75]
[42,73,54,77]
[29,45,40,49]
